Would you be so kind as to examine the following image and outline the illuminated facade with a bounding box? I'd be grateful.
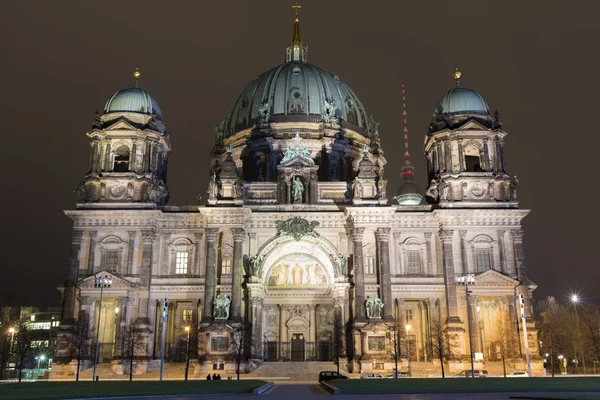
[52,10,541,378]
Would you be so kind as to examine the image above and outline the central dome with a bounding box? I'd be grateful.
[222,62,369,137]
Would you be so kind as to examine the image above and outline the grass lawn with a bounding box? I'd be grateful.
[328,377,600,394]
[0,380,267,400]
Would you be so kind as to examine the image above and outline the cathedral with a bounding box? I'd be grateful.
[53,8,541,378]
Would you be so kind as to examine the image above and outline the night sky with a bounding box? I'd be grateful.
[1,1,598,308]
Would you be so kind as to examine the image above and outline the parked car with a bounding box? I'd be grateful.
[387,371,412,378]
[319,371,349,382]
[455,369,489,378]
[361,373,385,379]
[508,371,529,378]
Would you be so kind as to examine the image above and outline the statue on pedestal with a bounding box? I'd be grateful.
[366,296,383,319]
[292,177,304,203]
[213,295,231,320]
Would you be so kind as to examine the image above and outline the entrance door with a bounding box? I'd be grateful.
[266,342,278,361]
[291,334,305,362]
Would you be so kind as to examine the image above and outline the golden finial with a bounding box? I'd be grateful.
[292,2,301,20]
[452,67,461,86]
[133,67,141,81]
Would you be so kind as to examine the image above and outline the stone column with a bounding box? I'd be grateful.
[80,296,96,340]
[62,231,84,325]
[483,137,490,171]
[194,232,203,276]
[309,305,316,343]
[439,230,460,322]
[424,233,433,276]
[202,228,219,322]
[103,140,111,171]
[469,295,481,354]
[376,228,392,319]
[361,331,369,360]
[230,228,245,320]
[435,140,443,173]
[113,296,129,358]
[137,230,155,322]
[498,139,506,173]
[351,228,366,321]
[279,305,286,360]
[459,230,468,274]
[444,138,452,172]
[510,230,532,319]
[88,230,98,274]
[144,139,151,172]
[127,231,136,275]
[457,138,465,172]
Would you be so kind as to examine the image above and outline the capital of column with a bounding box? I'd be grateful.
[510,230,524,241]
[497,229,506,238]
[459,230,467,238]
[193,232,203,241]
[79,296,94,306]
[375,227,391,242]
[248,232,257,240]
[424,232,433,240]
[89,230,98,240]
[72,230,85,243]
[439,229,454,242]
[350,227,364,242]
[231,228,246,241]
[205,228,219,241]
[141,229,156,243]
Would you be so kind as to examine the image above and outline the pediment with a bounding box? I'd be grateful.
[474,269,519,287]
[279,155,316,168]
[104,119,138,131]
[76,271,134,289]
[455,120,488,131]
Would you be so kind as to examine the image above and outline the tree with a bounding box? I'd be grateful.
[331,308,345,375]
[0,306,19,380]
[580,307,600,365]
[13,322,34,383]
[493,313,519,377]
[230,322,250,380]
[429,316,457,378]
[68,312,93,382]
[388,314,404,378]
[537,296,573,376]
[119,324,146,382]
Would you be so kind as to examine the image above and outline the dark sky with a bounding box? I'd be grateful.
[1,1,598,308]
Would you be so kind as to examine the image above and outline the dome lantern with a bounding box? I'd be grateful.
[286,2,307,63]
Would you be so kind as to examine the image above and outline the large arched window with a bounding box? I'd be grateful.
[470,235,495,272]
[169,238,194,275]
[113,145,130,172]
[464,144,482,172]
[401,238,424,275]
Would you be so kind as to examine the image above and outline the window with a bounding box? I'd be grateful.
[405,309,413,322]
[105,250,119,272]
[221,257,231,275]
[407,250,421,274]
[113,146,130,172]
[365,257,375,275]
[464,145,482,172]
[175,251,189,274]
[182,309,192,322]
[476,248,491,272]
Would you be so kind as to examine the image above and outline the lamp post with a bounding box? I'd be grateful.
[457,273,476,379]
[36,355,46,370]
[405,324,412,377]
[570,294,585,375]
[8,327,15,354]
[518,294,532,377]
[558,354,566,375]
[93,273,112,382]
[593,360,598,375]
[184,326,191,381]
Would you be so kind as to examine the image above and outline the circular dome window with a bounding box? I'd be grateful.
[292,67,302,75]
[291,88,303,100]
[240,98,249,109]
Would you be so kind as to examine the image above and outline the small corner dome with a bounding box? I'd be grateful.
[104,86,163,121]
[432,87,489,119]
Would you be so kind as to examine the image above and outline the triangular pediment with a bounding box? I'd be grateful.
[280,155,315,168]
[104,119,138,131]
[76,271,134,289]
[455,120,489,131]
[475,269,519,287]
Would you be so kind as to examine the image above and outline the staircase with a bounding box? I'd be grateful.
[245,362,338,381]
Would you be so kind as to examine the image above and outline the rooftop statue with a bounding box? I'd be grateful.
[280,133,314,165]
[213,295,231,320]
[276,217,319,241]
[292,177,304,203]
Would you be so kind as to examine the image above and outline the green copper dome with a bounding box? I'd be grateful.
[104,84,163,120]
[222,62,369,137]
[432,87,489,118]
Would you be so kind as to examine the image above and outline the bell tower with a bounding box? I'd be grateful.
[424,69,516,207]
[76,68,170,207]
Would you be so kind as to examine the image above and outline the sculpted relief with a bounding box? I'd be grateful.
[266,253,328,288]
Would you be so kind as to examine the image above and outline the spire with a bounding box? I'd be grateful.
[286,2,308,63]
[452,66,462,87]
[401,84,411,163]
[132,65,141,88]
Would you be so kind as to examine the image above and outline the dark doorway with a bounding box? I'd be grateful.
[291,334,305,362]
[266,342,278,361]
[465,155,482,172]
[318,341,330,361]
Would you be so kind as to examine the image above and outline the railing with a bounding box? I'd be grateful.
[262,341,335,362]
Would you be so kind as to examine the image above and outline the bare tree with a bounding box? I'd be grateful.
[493,313,519,377]
[332,308,345,375]
[119,324,146,382]
[230,322,250,380]
[429,316,456,378]
[537,296,572,377]
[0,306,19,380]
[387,315,404,378]
[14,321,34,383]
[581,307,600,364]
[68,313,93,382]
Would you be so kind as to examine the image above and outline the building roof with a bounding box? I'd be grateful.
[432,86,489,118]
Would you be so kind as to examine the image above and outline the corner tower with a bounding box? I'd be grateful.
[424,68,515,207]
[76,68,170,207]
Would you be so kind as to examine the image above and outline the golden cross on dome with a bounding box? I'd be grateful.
[292,2,301,18]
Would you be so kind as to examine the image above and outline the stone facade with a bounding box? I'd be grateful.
[51,13,542,379]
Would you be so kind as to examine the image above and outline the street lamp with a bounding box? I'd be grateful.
[569,293,585,375]
[405,324,412,377]
[36,355,46,370]
[93,273,112,382]
[184,326,191,381]
[457,273,476,379]
[558,354,566,375]
[8,327,15,354]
